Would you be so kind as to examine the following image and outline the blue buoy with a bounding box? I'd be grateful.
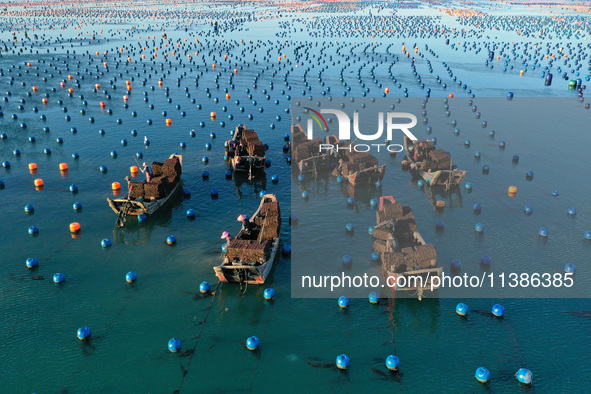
[222,244,228,253]
[246,336,260,351]
[512,154,519,162]
[183,188,191,197]
[368,227,375,234]
[126,271,137,284]
[271,175,278,183]
[475,367,491,383]
[480,255,492,266]
[342,255,353,267]
[28,226,39,235]
[282,245,291,255]
[492,304,505,317]
[551,190,559,196]
[202,156,209,163]
[386,355,400,371]
[77,326,91,340]
[482,165,490,174]
[345,223,354,233]
[186,209,196,218]
[338,296,350,309]
[371,252,380,262]
[456,303,469,316]
[464,182,472,191]
[336,176,343,183]
[475,223,484,233]
[336,354,350,370]
[368,291,380,304]
[565,264,576,273]
[167,235,177,245]
[101,238,112,248]
[138,213,147,222]
[72,153,79,159]
[539,227,549,237]
[524,205,533,214]
[346,197,355,206]
[200,281,211,294]
[585,231,591,240]
[417,179,425,187]
[99,165,107,173]
[53,273,66,283]
[136,152,143,159]
[202,171,209,179]
[168,338,182,353]
[526,170,534,178]
[375,180,382,188]
[301,191,309,199]
[369,199,378,207]
[69,184,78,193]
[473,203,482,212]
[297,174,305,182]
[211,189,219,197]
[180,142,186,148]
[474,151,481,158]
[26,257,38,269]
[263,288,275,300]
[451,259,462,270]
[516,368,533,385]
[464,139,470,147]
[24,204,35,213]
[111,151,117,158]
[259,190,267,198]
[567,208,576,215]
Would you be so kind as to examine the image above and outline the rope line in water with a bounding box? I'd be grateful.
[177,280,222,392]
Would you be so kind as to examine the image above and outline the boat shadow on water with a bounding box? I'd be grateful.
[233,172,267,199]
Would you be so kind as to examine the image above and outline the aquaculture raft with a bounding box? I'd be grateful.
[404,136,466,189]
[331,146,386,187]
[214,194,281,285]
[291,123,341,174]
[372,196,442,296]
[107,154,183,225]
[225,125,266,174]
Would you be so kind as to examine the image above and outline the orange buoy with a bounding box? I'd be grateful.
[384,88,390,94]
[508,186,517,194]
[166,118,172,126]
[42,98,48,104]
[29,163,38,170]
[212,64,216,69]
[95,84,100,89]
[68,75,73,80]
[59,163,68,171]
[520,70,524,76]
[130,166,139,174]
[158,80,163,86]
[100,101,106,108]
[68,88,74,93]
[112,182,121,190]
[69,222,81,232]
[123,95,129,101]
[210,112,216,119]
[226,93,231,100]
[448,94,454,98]
[234,68,238,74]
[436,200,446,208]
[32,86,38,91]
[34,178,44,187]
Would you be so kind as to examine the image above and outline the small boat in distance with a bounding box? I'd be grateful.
[292,123,341,175]
[214,194,281,287]
[372,196,442,298]
[332,146,386,188]
[107,154,182,227]
[225,125,266,176]
[404,136,466,190]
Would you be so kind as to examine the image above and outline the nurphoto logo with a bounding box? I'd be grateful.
[304,107,418,153]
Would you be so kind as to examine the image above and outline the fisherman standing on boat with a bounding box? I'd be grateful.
[237,214,253,235]
[141,162,153,182]
[221,231,233,244]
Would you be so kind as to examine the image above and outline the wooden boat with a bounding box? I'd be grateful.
[107,154,182,227]
[291,124,341,174]
[214,194,281,286]
[225,125,266,174]
[331,147,386,188]
[372,196,442,297]
[404,136,466,190]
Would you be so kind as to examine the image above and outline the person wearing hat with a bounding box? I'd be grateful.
[221,231,233,244]
[237,214,253,235]
[141,162,153,182]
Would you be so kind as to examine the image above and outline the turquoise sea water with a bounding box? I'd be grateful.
[0,2,590,392]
